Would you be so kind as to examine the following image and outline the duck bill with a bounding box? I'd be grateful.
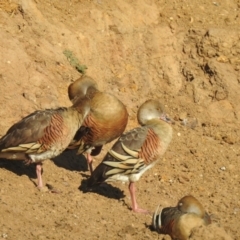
[160,114,174,124]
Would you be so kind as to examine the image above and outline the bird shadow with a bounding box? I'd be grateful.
[145,222,156,232]
[0,159,38,185]
[79,178,125,200]
[0,149,89,187]
[52,148,88,172]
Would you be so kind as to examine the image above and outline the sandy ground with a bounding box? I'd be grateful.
[0,0,239,239]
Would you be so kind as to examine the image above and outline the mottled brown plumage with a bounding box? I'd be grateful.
[0,96,90,190]
[67,75,128,173]
[88,99,173,213]
[152,195,211,240]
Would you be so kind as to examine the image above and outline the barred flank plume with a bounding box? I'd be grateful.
[139,129,160,164]
[81,114,100,144]
[38,113,64,149]
[82,112,121,145]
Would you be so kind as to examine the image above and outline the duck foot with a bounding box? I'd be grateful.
[37,184,62,193]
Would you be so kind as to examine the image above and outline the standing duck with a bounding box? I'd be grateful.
[87,99,173,213]
[0,98,90,190]
[152,195,211,239]
[67,75,128,174]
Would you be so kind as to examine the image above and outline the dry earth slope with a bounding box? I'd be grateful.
[0,0,239,239]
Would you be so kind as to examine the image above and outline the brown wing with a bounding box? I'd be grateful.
[0,108,66,152]
[115,127,149,154]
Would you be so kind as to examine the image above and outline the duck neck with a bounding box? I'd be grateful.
[146,119,173,144]
[70,104,90,129]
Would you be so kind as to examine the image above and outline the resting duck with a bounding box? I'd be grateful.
[67,75,128,174]
[152,195,211,239]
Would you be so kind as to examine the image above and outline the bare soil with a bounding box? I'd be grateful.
[0,0,240,239]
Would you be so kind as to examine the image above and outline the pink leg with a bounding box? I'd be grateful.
[129,182,149,214]
[35,163,61,193]
[36,163,43,188]
[87,153,93,174]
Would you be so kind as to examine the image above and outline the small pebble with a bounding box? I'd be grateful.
[2,233,8,238]
[179,112,187,120]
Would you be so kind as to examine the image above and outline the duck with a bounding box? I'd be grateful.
[87,99,173,213]
[0,95,90,190]
[152,195,211,239]
[67,75,128,174]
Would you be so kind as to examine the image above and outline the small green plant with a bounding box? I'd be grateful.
[63,50,87,74]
